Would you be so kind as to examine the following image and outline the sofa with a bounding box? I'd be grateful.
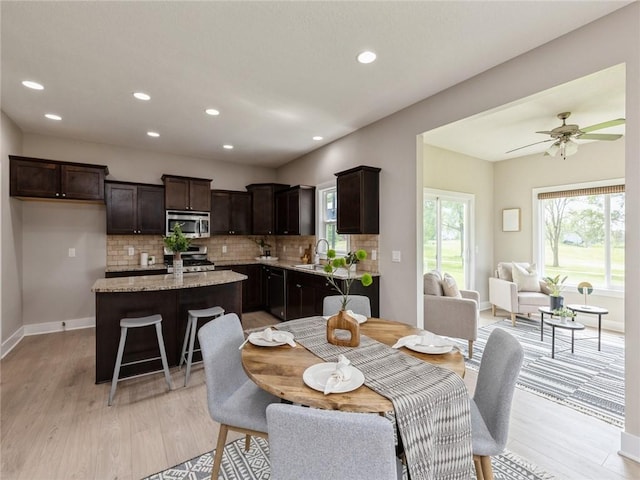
[489,262,551,326]
[423,271,479,358]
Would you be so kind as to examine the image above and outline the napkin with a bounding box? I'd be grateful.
[323,354,352,395]
[250,328,296,347]
[391,331,450,349]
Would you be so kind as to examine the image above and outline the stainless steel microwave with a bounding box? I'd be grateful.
[166,210,210,238]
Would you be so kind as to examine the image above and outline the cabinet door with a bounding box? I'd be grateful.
[230,192,251,234]
[137,185,165,234]
[337,170,362,234]
[210,191,231,234]
[189,180,211,211]
[164,177,190,210]
[61,164,105,200]
[10,158,59,198]
[248,185,274,235]
[286,190,300,234]
[106,183,137,234]
[275,191,289,234]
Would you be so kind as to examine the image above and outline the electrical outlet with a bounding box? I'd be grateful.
[222,245,227,254]
[127,246,134,256]
[283,245,287,252]
[299,246,303,254]
[68,248,76,257]
[392,250,401,263]
[371,249,377,261]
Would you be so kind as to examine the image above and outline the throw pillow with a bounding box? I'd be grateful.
[497,262,513,281]
[423,271,443,296]
[511,262,541,292]
[441,273,462,298]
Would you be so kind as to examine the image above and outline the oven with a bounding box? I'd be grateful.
[166,210,210,238]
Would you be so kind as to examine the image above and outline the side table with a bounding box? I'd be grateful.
[538,306,556,341]
[543,317,585,359]
[566,304,607,351]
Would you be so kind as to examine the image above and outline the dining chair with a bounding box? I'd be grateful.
[471,328,524,480]
[198,312,281,480]
[267,403,402,480]
[323,294,372,317]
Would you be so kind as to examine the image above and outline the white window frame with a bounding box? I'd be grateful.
[532,178,625,297]
[316,181,350,257]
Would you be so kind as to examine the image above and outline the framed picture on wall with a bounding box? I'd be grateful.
[502,208,520,232]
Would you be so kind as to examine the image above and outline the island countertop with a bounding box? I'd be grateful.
[91,270,247,293]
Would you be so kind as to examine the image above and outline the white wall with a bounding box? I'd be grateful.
[1,112,24,354]
[278,4,640,458]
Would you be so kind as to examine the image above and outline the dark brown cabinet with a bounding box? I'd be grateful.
[105,181,165,235]
[216,264,264,312]
[335,165,381,234]
[274,185,315,235]
[10,155,108,202]
[246,183,289,235]
[210,190,251,235]
[162,175,211,211]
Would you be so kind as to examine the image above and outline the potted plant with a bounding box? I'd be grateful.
[252,237,272,257]
[544,274,567,310]
[164,223,190,277]
[552,307,576,323]
[323,249,373,347]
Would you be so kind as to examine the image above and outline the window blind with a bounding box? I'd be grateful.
[537,184,624,200]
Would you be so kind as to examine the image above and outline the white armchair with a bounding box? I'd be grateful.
[489,262,550,326]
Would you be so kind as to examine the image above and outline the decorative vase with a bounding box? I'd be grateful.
[173,252,183,280]
[326,310,360,347]
[550,295,564,310]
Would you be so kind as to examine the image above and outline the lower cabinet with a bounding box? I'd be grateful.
[217,264,265,313]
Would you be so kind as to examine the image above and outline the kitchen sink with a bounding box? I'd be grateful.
[292,264,325,271]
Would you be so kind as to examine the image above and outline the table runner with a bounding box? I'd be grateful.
[277,317,474,480]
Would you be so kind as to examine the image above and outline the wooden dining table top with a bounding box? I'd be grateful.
[241,317,466,413]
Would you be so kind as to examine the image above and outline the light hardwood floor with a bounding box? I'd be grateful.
[1,310,638,480]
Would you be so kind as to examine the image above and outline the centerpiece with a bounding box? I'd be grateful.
[323,249,373,347]
[544,274,568,310]
[164,223,190,278]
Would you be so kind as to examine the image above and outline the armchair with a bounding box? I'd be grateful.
[423,271,479,358]
[489,262,550,326]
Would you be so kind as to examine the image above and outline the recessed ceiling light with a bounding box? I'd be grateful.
[223,144,234,150]
[22,80,44,90]
[205,108,220,116]
[44,113,62,121]
[356,51,377,64]
[133,92,151,101]
[147,131,160,137]
[313,136,323,141]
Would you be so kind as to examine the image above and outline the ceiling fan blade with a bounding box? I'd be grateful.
[579,118,625,133]
[577,133,623,141]
[505,138,553,154]
[535,130,554,135]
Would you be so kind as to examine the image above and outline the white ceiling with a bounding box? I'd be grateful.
[1,1,631,168]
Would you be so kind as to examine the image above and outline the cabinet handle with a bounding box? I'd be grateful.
[62,193,66,197]
[296,284,301,288]
[55,193,60,197]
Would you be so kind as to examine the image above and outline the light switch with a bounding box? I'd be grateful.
[127,247,134,256]
[392,250,401,263]
[222,245,227,254]
[371,249,377,261]
[68,248,76,258]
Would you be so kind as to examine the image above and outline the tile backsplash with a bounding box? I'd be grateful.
[106,234,379,273]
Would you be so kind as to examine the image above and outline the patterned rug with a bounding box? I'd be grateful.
[144,437,555,480]
[457,316,625,427]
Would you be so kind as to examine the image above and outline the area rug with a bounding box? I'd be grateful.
[456,316,625,427]
[144,436,555,480]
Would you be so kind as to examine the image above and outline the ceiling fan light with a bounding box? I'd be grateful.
[546,142,560,157]
[564,139,579,157]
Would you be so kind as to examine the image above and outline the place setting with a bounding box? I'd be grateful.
[239,327,296,349]
[392,330,454,354]
[303,354,365,395]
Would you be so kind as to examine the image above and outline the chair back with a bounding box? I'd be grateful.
[267,403,400,480]
[473,328,524,450]
[323,295,371,317]
[197,313,247,422]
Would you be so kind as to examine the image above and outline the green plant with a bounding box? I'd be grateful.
[544,274,568,297]
[552,307,576,319]
[163,223,190,255]
[323,249,373,311]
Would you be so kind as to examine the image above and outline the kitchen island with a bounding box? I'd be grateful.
[91,270,246,383]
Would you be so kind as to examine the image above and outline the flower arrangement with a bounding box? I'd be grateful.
[544,274,568,297]
[552,307,576,319]
[252,237,272,255]
[323,249,373,311]
[164,223,190,258]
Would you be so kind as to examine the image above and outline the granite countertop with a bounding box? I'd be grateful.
[92,270,247,293]
[105,264,167,273]
[216,258,380,279]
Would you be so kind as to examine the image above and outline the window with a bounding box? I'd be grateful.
[318,185,349,256]
[535,182,624,290]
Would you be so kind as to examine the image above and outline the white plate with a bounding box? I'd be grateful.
[248,330,294,347]
[303,362,365,393]
[404,343,453,355]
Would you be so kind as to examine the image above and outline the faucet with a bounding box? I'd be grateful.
[314,238,330,265]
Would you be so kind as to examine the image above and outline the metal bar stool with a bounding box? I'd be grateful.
[108,314,173,406]
[180,305,225,386]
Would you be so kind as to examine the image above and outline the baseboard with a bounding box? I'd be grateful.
[1,326,25,359]
[479,301,491,311]
[620,431,640,463]
[23,316,95,336]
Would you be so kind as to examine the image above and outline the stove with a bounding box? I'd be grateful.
[164,245,216,273]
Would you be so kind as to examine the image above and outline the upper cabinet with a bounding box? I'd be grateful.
[275,185,315,235]
[10,155,108,202]
[335,165,381,234]
[161,174,211,211]
[210,190,251,235]
[105,181,165,235]
[245,183,289,235]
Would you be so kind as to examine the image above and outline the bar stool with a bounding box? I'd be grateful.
[180,305,225,386]
[108,314,173,406]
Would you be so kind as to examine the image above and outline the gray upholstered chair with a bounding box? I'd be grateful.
[471,328,524,480]
[323,295,372,317]
[198,313,281,480]
[267,403,402,480]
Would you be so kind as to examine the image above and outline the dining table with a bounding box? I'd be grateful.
[241,316,475,480]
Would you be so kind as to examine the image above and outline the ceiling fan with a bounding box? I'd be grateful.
[506,112,625,159]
